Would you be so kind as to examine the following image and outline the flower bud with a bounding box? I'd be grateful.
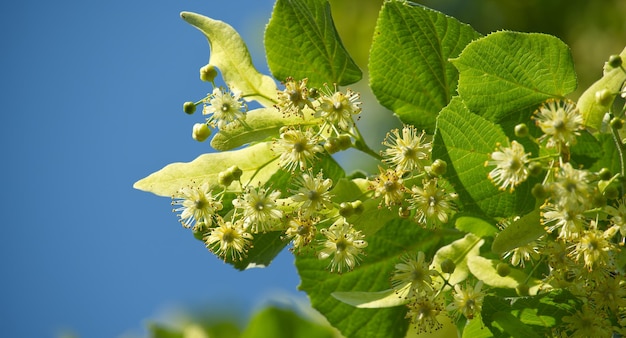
[603,185,618,200]
[496,262,510,277]
[514,123,529,138]
[228,165,243,181]
[339,202,354,217]
[398,207,410,218]
[598,168,612,181]
[218,170,234,187]
[430,159,447,176]
[608,54,622,68]
[308,87,319,99]
[200,64,218,82]
[610,117,624,130]
[337,134,352,150]
[351,200,364,215]
[516,284,529,296]
[192,123,211,142]
[440,259,456,274]
[324,137,341,154]
[183,101,197,115]
[595,89,614,106]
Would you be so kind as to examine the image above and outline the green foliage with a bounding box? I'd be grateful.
[137,1,626,337]
[451,31,577,124]
[369,1,481,131]
[265,0,362,88]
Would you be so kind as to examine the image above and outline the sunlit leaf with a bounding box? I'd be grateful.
[455,215,498,238]
[210,107,322,151]
[181,12,278,107]
[242,306,336,338]
[133,142,279,197]
[332,285,410,309]
[432,233,484,285]
[265,0,362,88]
[491,208,545,255]
[467,256,543,295]
[451,31,576,125]
[433,97,535,218]
[369,1,480,131]
[578,46,626,130]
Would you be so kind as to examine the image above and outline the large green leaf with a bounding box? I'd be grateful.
[133,142,279,197]
[491,208,545,255]
[296,219,455,338]
[433,97,535,218]
[369,1,481,131]
[264,0,362,88]
[210,107,322,151]
[481,290,581,338]
[578,46,626,130]
[181,12,277,107]
[451,31,577,123]
[242,306,336,338]
[467,256,543,295]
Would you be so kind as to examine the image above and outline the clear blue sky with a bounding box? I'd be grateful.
[1,1,308,337]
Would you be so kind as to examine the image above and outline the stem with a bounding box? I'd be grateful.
[610,120,626,179]
[352,124,383,161]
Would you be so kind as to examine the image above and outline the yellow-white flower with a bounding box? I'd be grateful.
[390,251,437,299]
[290,170,334,216]
[171,183,223,228]
[317,88,361,131]
[409,178,456,226]
[276,77,313,116]
[273,127,323,171]
[318,218,367,273]
[203,87,247,129]
[534,98,582,148]
[232,186,283,233]
[204,217,253,262]
[447,281,485,320]
[486,141,530,192]
[382,126,431,172]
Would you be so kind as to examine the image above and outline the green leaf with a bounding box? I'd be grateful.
[433,97,535,218]
[451,31,577,123]
[369,1,481,131]
[491,208,544,255]
[332,286,410,309]
[578,46,626,130]
[432,233,484,285]
[264,0,362,88]
[455,215,498,238]
[210,107,322,151]
[233,231,288,270]
[481,290,581,338]
[467,256,543,295]
[242,306,336,338]
[296,220,455,338]
[133,142,279,197]
[180,12,277,107]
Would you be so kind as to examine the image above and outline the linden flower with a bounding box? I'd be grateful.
[552,162,592,211]
[502,242,540,268]
[447,281,485,320]
[606,197,626,237]
[273,127,324,171]
[541,203,586,240]
[317,87,361,131]
[571,222,615,271]
[232,186,283,233]
[276,77,313,116]
[290,170,334,216]
[171,183,223,228]
[284,213,318,252]
[486,141,530,192]
[390,251,438,299]
[382,126,432,172]
[203,87,247,129]
[204,217,253,262]
[561,304,613,338]
[591,274,626,312]
[405,295,444,334]
[409,179,456,226]
[534,98,582,148]
[371,166,406,207]
[318,218,368,273]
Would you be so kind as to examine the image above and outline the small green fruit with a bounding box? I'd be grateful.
[200,64,218,82]
[192,123,211,142]
[183,101,197,115]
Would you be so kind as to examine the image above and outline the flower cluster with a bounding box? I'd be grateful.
[485,98,626,335]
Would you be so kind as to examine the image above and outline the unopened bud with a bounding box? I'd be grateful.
[514,124,528,138]
[228,165,243,180]
[183,101,197,115]
[192,123,211,142]
[352,200,364,215]
[595,89,613,106]
[441,259,456,274]
[339,202,354,217]
[200,64,218,82]
[430,159,447,176]
[608,54,622,68]
[496,262,510,277]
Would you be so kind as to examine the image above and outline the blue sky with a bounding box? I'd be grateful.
[1,1,312,337]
